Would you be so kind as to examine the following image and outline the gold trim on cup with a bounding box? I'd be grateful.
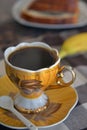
[56,65,76,86]
[15,99,49,114]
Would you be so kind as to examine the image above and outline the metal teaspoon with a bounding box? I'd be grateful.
[0,96,38,130]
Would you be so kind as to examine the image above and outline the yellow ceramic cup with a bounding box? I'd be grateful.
[4,42,76,113]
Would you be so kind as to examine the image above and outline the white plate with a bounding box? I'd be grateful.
[12,0,87,29]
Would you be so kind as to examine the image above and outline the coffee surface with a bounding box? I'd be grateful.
[8,47,56,70]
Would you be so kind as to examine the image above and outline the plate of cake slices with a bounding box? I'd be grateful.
[12,0,87,29]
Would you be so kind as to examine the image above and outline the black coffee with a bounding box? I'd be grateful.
[8,47,57,70]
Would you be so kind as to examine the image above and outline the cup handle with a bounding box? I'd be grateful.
[56,65,76,86]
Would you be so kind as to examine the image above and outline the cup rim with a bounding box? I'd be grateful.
[4,42,60,73]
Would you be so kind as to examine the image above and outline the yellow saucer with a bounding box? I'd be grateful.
[0,75,78,129]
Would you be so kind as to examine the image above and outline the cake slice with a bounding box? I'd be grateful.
[21,0,79,24]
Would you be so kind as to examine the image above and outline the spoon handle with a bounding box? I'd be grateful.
[11,107,38,130]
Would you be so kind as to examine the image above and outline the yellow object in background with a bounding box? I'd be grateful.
[59,33,87,59]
